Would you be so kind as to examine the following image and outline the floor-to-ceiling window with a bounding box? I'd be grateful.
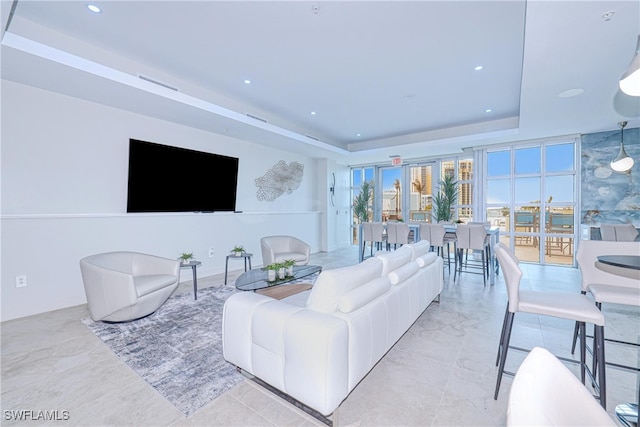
[440,157,474,222]
[409,164,434,221]
[485,140,577,265]
[351,167,375,245]
[380,167,403,221]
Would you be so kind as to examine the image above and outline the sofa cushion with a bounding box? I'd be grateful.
[407,241,431,260]
[388,262,419,285]
[337,277,391,313]
[416,252,438,268]
[376,246,412,276]
[306,257,383,313]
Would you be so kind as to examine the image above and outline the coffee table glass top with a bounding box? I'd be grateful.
[235,265,322,291]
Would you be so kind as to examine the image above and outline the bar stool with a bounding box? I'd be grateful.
[430,223,454,273]
[454,224,490,285]
[571,240,640,353]
[493,242,607,408]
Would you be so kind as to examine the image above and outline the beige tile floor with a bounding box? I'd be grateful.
[1,245,638,426]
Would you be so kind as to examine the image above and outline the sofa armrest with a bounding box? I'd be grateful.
[222,291,349,417]
[222,292,273,371]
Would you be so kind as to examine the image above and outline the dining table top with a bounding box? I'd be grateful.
[596,255,640,271]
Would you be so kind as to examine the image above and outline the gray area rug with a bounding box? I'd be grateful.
[82,285,243,416]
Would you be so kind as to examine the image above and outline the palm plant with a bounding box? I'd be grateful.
[353,180,373,223]
[433,175,458,222]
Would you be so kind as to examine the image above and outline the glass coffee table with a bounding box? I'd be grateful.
[235,265,322,292]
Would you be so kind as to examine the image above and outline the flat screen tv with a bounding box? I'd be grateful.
[127,139,239,213]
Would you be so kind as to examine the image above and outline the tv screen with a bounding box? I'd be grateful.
[127,139,239,213]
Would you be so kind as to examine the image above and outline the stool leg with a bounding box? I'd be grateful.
[496,306,509,366]
[571,291,587,355]
[579,322,586,384]
[595,324,606,409]
[494,311,514,400]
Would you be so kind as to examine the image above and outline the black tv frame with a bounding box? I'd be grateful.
[126,139,239,213]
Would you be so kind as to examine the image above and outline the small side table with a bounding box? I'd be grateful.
[180,260,201,300]
[225,253,253,285]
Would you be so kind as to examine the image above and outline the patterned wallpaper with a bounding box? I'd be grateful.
[581,126,639,225]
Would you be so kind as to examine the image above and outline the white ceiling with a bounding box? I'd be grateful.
[2,1,639,165]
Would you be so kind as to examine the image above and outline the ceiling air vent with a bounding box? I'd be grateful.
[246,113,268,123]
[137,74,179,92]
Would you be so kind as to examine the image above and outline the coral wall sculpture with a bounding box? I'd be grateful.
[255,160,304,201]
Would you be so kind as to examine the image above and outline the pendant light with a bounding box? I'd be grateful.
[610,121,634,172]
[619,35,640,96]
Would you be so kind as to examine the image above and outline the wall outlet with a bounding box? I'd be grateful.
[208,248,215,257]
[15,275,27,288]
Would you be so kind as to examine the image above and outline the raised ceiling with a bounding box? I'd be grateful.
[2,1,639,164]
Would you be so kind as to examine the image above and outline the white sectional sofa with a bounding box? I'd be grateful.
[222,241,443,420]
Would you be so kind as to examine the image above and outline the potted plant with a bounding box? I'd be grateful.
[231,245,245,256]
[266,263,278,281]
[283,259,295,276]
[178,252,194,264]
[277,262,287,280]
[433,175,458,222]
[353,180,373,224]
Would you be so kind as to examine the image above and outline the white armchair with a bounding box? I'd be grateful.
[80,251,180,322]
[260,235,310,266]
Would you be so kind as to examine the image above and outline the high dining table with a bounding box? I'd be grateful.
[357,223,500,286]
[595,255,640,427]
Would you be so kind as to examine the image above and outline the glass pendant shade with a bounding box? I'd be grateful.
[619,35,640,97]
[610,121,634,172]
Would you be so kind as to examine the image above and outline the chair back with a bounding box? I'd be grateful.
[456,224,487,250]
[362,222,373,242]
[615,223,639,241]
[600,224,617,241]
[386,222,397,244]
[429,224,447,247]
[603,223,639,241]
[507,347,616,426]
[494,243,523,313]
[371,222,385,242]
[395,223,410,244]
[419,223,431,245]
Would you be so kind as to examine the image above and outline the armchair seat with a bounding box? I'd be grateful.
[80,251,180,322]
[260,235,310,266]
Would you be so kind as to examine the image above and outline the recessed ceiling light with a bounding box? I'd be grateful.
[474,65,483,71]
[356,133,361,137]
[86,4,102,13]
[485,109,492,113]
[311,111,316,115]
[243,79,251,84]
[559,88,584,98]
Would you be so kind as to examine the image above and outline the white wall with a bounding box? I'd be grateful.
[1,80,340,321]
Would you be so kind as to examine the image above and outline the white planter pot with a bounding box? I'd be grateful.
[268,270,276,281]
[277,268,286,280]
[287,266,294,276]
